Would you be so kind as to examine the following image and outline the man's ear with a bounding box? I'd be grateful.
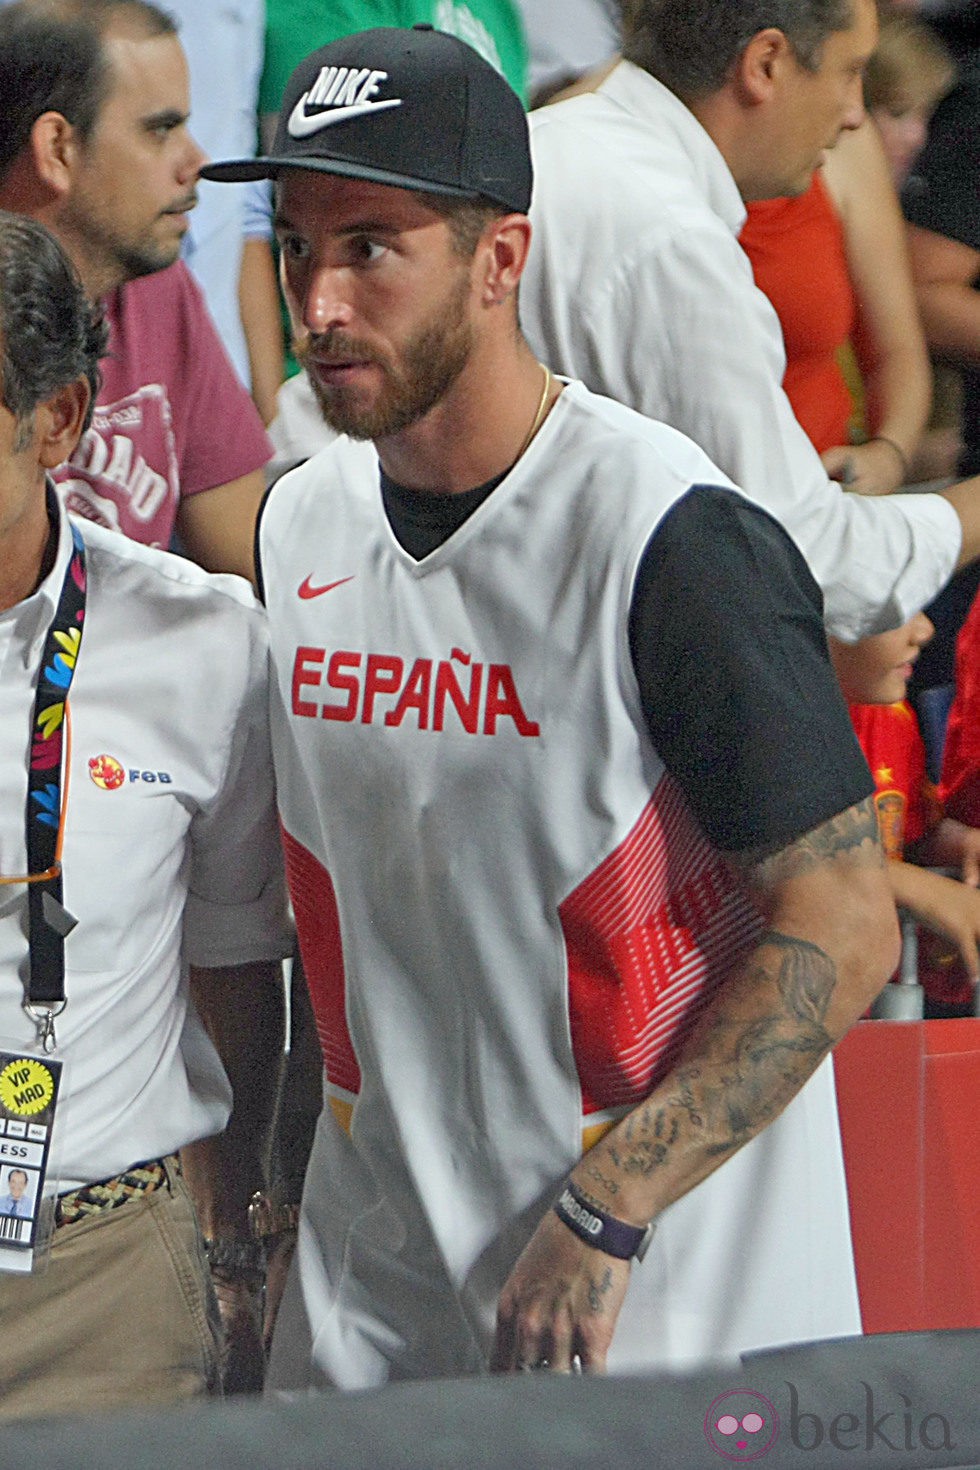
[732,27,795,107]
[478,215,533,307]
[29,112,82,200]
[36,380,91,468]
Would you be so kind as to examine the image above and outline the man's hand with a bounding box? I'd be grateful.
[491,1211,630,1375]
[822,440,907,496]
[211,1272,266,1395]
[181,962,285,1392]
[262,1231,298,1355]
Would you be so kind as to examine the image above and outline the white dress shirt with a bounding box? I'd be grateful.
[524,61,961,642]
[0,501,289,1190]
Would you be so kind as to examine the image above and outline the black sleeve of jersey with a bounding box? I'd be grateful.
[628,487,874,853]
[902,74,980,251]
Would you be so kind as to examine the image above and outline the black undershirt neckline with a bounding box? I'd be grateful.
[379,466,508,560]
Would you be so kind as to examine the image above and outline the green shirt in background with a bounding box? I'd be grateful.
[259,0,529,113]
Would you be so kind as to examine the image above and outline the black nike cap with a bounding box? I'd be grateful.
[201,25,532,214]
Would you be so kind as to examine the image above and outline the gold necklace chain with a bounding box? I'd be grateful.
[516,363,553,462]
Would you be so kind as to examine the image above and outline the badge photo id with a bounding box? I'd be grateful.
[0,1046,64,1274]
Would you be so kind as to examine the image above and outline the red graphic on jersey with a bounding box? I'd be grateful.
[561,774,764,1115]
[298,575,355,600]
[54,385,179,549]
[88,754,126,791]
[281,827,361,1094]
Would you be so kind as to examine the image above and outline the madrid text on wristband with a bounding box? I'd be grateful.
[553,1179,655,1262]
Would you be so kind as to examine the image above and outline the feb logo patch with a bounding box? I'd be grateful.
[88,753,125,791]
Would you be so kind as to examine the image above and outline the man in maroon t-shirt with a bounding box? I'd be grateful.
[0,0,271,581]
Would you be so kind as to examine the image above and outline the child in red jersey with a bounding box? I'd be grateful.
[830,613,980,1009]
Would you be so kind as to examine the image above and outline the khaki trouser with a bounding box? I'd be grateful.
[0,1165,221,1423]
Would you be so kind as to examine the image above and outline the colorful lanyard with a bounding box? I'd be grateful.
[23,498,86,1049]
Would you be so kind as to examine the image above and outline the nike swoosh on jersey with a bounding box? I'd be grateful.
[288,97,402,138]
[298,575,356,599]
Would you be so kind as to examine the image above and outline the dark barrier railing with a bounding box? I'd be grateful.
[5,1329,979,1470]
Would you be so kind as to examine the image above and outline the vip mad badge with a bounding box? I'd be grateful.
[0,1047,64,1274]
[0,1057,55,1115]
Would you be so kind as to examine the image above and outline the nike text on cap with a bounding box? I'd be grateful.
[201,25,532,214]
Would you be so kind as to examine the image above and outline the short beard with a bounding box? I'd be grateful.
[298,269,473,441]
[60,194,183,292]
[109,238,182,283]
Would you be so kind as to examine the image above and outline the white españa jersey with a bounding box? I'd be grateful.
[262,382,859,1389]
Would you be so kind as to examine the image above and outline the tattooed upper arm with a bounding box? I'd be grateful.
[722,793,897,1041]
[726,795,883,888]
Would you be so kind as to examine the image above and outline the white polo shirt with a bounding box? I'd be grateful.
[0,500,290,1190]
[524,60,961,643]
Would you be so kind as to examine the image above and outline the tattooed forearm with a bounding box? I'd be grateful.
[585,932,837,1185]
[567,794,897,1244]
[733,795,883,887]
[582,1160,622,1199]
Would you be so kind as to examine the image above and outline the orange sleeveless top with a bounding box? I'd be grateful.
[740,172,856,454]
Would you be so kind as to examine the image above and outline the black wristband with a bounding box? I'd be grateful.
[553,1180,654,1262]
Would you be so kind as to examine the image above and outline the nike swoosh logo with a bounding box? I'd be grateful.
[298,575,355,600]
[288,96,402,138]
